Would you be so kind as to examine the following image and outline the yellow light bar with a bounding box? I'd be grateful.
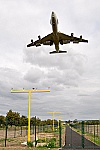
[11,89,50,93]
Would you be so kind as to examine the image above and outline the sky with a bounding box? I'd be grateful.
[0,0,100,121]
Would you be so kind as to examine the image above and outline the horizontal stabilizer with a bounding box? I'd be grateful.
[50,50,67,54]
[59,50,67,53]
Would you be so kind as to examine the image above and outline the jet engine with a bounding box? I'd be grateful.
[31,39,33,43]
[36,43,41,47]
[73,41,79,43]
[71,33,74,37]
[38,35,41,40]
[80,35,82,41]
[60,40,70,45]
[43,41,53,46]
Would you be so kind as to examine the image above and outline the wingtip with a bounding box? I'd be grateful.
[27,44,32,47]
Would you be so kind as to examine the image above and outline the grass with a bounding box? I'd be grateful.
[72,126,100,146]
[0,148,58,150]
[85,133,100,146]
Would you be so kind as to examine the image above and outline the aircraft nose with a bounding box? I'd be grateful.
[52,11,55,17]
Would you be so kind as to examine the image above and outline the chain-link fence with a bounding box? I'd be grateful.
[64,121,100,149]
[0,120,65,148]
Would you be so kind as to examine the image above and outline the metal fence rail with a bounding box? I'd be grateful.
[63,122,100,149]
[0,122,64,148]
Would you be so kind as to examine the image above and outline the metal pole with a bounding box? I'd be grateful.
[27,92,31,142]
[21,125,22,136]
[58,116,62,129]
[82,121,84,148]
[59,120,62,147]
[14,124,16,138]
[71,125,72,148]
[33,124,34,134]
[58,120,59,129]
[53,113,54,131]
[35,116,37,147]
[5,117,8,147]
[48,112,61,131]
[94,125,95,147]
[26,125,27,136]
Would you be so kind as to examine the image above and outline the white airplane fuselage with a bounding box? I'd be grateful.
[50,12,59,52]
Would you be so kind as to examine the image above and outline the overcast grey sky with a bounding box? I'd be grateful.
[0,0,100,120]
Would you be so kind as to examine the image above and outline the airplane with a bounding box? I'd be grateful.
[27,12,88,54]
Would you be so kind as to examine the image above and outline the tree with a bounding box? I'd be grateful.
[31,117,41,126]
[73,119,78,123]
[31,117,35,125]
[0,115,5,127]
[40,120,47,126]
[20,115,28,126]
[6,110,20,126]
[36,117,41,125]
[46,119,53,125]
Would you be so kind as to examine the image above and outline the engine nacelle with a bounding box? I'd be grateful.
[43,41,53,46]
[63,40,70,44]
[38,35,41,40]
[73,41,79,44]
[80,35,82,41]
[31,39,33,43]
[36,43,41,47]
[60,40,70,45]
[71,33,74,37]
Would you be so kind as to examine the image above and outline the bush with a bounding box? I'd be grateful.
[27,141,33,147]
[47,141,55,148]
[47,138,56,148]
[37,138,46,143]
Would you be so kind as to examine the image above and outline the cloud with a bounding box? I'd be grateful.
[23,47,87,89]
[24,67,45,83]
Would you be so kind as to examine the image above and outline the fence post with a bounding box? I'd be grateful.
[94,125,95,147]
[14,123,16,138]
[33,124,34,134]
[20,120,22,136]
[34,116,37,147]
[30,124,32,135]
[20,124,22,137]
[59,120,62,148]
[82,121,84,148]
[5,117,8,147]
[26,125,27,136]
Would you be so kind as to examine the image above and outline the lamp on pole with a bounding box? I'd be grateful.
[11,88,50,142]
[48,112,61,131]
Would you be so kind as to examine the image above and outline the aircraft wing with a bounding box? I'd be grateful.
[40,33,53,42]
[58,32,88,43]
[27,33,53,47]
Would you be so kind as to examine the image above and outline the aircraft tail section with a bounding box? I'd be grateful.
[50,50,67,54]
